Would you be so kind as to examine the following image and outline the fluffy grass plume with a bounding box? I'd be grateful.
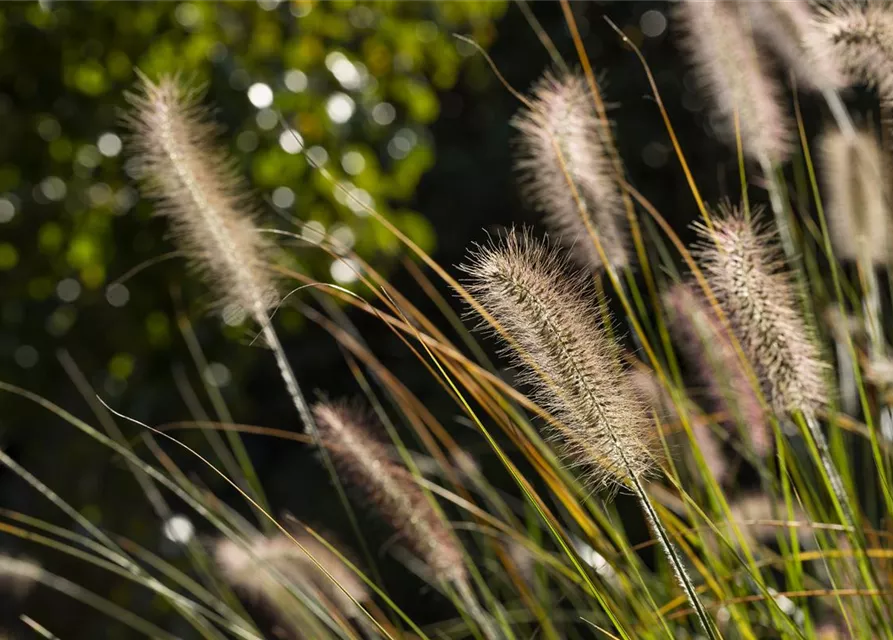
[124,73,320,442]
[743,0,843,92]
[124,74,277,316]
[816,2,893,99]
[215,532,368,620]
[512,70,628,271]
[312,401,467,585]
[676,0,792,163]
[821,128,891,265]
[463,230,655,490]
[694,206,830,416]
[663,282,769,463]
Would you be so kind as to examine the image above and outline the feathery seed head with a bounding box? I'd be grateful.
[694,206,830,416]
[462,230,656,491]
[511,70,629,270]
[815,2,893,98]
[676,0,793,163]
[821,129,891,265]
[312,401,467,584]
[124,74,278,316]
[663,282,769,459]
[743,0,844,92]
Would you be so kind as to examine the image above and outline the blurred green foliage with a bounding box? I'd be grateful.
[0,4,506,632]
[0,0,505,383]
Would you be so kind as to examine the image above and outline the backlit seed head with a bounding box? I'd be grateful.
[694,206,830,416]
[463,230,656,491]
[663,282,769,459]
[821,129,891,265]
[676,0,793,163]
[124,74,278,316]
[512,70,628,270]
[313,401,467,584]
[744,0,844,92]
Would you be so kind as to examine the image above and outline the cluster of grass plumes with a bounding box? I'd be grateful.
[11,3,893,637]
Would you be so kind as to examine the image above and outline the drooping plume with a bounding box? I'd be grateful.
[463,230,656,490]
[216,531,368,623]
[821,129,891,265]
[743,0,844,92]
[312,401,467,585]
[676,0,792,163]
[124,74,277,316]
[694,206,830,416]
[512,70,629,270]
[663,282,769,462]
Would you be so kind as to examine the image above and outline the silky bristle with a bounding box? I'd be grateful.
[676,0,792,163]
[312,401,467,584]
[511,70,628,270]
[694,206,830,416]
[124,74,277,316]
[821,129,891,265]
[463,230,656,491]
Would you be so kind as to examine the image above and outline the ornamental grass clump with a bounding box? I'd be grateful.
[11,3,893,637]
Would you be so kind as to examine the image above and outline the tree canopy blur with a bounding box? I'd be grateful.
[0,0,504,385]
